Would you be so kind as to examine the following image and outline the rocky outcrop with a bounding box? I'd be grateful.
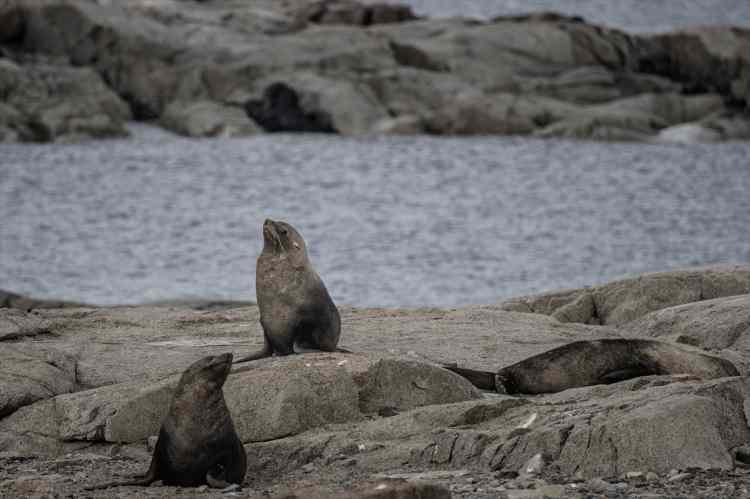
[2,266,750,496]
[0,57,130,142]
[0,0,748,142]
[500,265,750,326]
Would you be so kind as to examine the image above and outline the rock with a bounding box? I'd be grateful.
[0,344,78,419]
[667,472,691,482]
[653,122,722,143]
[160,99,261,137]
[371,115,424,135]
[534,113,658,141]
[587,478,613,493]
[589,92,725,126]
[0,1,23,44]
[227,354,364,442]
[426,93,575,136]
[0,353,483,451]
[518,453,545,478]
[0,59,131,142]
[0,309,49,340]
[246,74,388,135]
[0,289,87,310]
[272,480,450,499]
[622,294,750,354]
[0,374,177,451]
[358,359,481,414]
[500,265,750,326]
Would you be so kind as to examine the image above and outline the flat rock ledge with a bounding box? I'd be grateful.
[0,0,749,143]
[2,264,750,498]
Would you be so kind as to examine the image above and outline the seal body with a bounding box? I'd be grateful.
[88,353,246,489]
[236,219,341,362]
[446,339,739,395]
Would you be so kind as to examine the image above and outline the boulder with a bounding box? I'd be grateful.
[653,123,722,143]
[588,92,725,126]
[358,359,481,413]
[0,59,131,142]
[517,66,623,104]
[0,289,87,310]
[0,353,480,451]
[0,344,77,419]
[593,266,750,325]
[622,294,750,353]
[498,265,750,326]
[0,309,49,340]
[533,114,658,141]
[270,480,451,499]
[426,93,577,136]
[246,74,388,135]
[160,99,261,137]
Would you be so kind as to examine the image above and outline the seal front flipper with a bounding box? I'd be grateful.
[234,335,273,364]
[206,464,231,489]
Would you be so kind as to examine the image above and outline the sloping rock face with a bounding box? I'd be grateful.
[0,0,748,142]
[500,264,750,326]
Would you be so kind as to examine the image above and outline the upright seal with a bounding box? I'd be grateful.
[235,219,341,363]
[87,353,246,489]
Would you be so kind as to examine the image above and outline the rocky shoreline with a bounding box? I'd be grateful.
[1,0,749,144]
[2,264,750,498]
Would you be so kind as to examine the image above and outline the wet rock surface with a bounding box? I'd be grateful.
[2,265,750,497]
[0,0,748,143]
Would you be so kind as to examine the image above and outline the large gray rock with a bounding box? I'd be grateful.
[623,294,750,354]
[499,265,750,326]
[0,343,77,419]
[0,58,131,142]
[358,359,481,413]
[160,99,261,137]
[0,309,49,341]
[0,353,480,451]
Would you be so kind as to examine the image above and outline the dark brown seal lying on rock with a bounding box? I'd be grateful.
[235,219,342,363]
[445,338,739,394]
[87,353,246,489]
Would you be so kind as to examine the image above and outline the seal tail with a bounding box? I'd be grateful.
[442,364,497,391]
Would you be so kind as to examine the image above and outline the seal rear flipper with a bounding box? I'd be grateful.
[441,364,498,391]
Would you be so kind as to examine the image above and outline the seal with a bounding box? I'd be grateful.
[235,219,341,363]
[445,339,739,394]
[87,353,246,489]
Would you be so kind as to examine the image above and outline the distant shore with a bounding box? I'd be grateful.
[1,0,748,144]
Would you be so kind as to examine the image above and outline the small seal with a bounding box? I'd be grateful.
[235,219,341,363]
[445,339,739,394]
[87,353,246,489]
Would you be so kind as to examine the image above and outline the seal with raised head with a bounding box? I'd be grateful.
[87,353,246,489]
[445,338,739,394]
[235,219,341,363]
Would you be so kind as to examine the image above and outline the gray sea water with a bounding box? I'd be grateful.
[2,124,749,307]
[399,0,750,32]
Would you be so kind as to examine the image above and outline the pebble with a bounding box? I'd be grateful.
[587,478,613,493]
[668,472,692,482]
[519,453,545,478]
[301,463,316,473]
[222,484,240,493]
[646,472,659,481]
[197,485,209,492]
